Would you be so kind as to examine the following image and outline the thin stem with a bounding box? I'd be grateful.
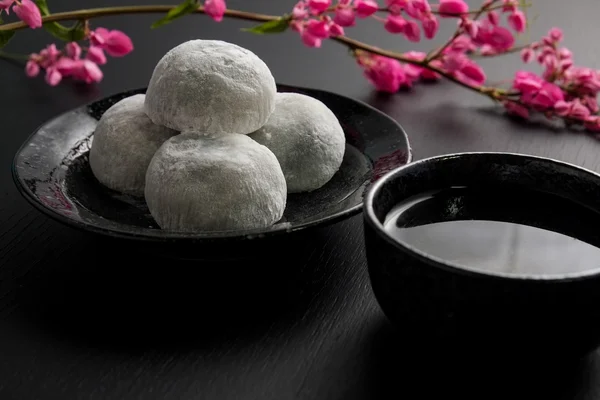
[0,50,28,61]
[0,5,279,31]
[332,35,495,96]
[0,3,508,104]
[471,44,529,58]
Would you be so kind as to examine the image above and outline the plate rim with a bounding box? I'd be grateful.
[12,83,412,242]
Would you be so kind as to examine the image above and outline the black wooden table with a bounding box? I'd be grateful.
[3,0,600,399]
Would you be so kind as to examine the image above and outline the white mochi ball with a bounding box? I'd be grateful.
[250,93,346,193]
[144,132,287,232]
[144,40,277,134]
[89,94,177,196]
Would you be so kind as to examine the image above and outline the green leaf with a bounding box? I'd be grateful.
[0,30,15,49]
[34,0,86,41]
[241,18,290,35]
[33,0,50,15]
[42,19,86,41]
[151,0,199,29]
[0,14,15,48]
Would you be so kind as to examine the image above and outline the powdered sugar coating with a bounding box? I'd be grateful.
[250,93,345,193]
[144,40,276,134]
[89,94,177,196]
[144,132,287,232]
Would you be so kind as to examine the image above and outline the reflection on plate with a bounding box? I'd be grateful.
[13,84,411,243]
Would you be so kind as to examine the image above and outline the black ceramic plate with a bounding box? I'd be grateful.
[12,84,411,242]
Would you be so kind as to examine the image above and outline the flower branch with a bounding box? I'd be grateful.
[0,5,278,32]
[0,0,599,133]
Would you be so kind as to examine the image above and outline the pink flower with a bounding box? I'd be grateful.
[25,60,39,77]
[461,19,479,38]
[355,0,379,18]
[329,22,344,36]
[422,14,439,39]
[442,52,467,72]
[91,28,133,57]
[520,47,534,63]
[306,19,330,38]
[403,20,421,42]
[0,0,14,13]
[204,0,226,21]
[559,58,573,72]
[548,27,563,42]
[403,50,441,81]
[475,25,515,52]
[558,47,572,60]
[86,46,107,65]
[25,42,107,86]
[533,83,564,109]
[508,10,526,33]
[292,1,308,19]
[290,20,304,32]
[405,0,431,20]
[537,46,555,65]
[45,67,62,86]
[358,53,406,93]
[385,0,404,15]
[501,0,517,13]
[13,0,41,29]
[334,6,355,26]
[56,58,103,83]
[459,60,486,85]
[78,60,103,83]
[65,42,81,60]
[514,71,564,110]
[487,10,499,26]
[582,96,599,113]
[384,15,406,34]
[568,99,591,120]
[564,67,600,97]
[450,35,476,52]
[553,100,570,117]
[438,0,469,17]
[55,57,85,77]
[584,117,600,132]
[307,0,330,14]
[513,70,543,92]
[402,63,422,86]
[504,101,529,119]
[38,44,60,68]
[102,30,133,56]
[479,44,497,56]
[421,59,443,80]
[301,30,322,47]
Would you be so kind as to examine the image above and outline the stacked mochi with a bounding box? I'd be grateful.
[89,40,345,233]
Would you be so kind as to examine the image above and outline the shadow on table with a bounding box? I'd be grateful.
[477,107,571,134]
[363,320,597,400]
[12,228,338,354]
[364,91,583,139]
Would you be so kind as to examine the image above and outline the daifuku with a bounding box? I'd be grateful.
[144,40,276,134]
[250,93,345,193]
[89,94,177,196]
[144,132,287,232]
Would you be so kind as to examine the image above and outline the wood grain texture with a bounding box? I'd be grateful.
[2,0,600,399]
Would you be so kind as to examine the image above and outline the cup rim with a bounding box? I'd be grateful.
[364,151,600,282]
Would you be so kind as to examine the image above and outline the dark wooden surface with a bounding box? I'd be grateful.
[2,0,600,399]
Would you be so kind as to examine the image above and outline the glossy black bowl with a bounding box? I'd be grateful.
[13,84,411,251]
[364,152,600,359]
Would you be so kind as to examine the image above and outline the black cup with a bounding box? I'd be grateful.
[364,152,600,359]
